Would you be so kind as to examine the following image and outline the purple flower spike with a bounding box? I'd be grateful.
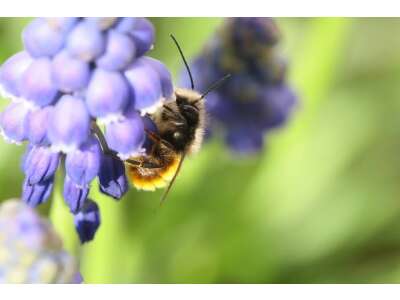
[0,101,31,144]
[98,155,128,199]
[65,136,101,186]
[0,51,32,98]
[86,69,129,122]
[86,18,118,30]
[73,199,100,244]
[183,18,298,154]
[125,59,163,113]
[130,18,155,57]
[105,111,145,159]
[52,50,90,93]
[27,106,53,145]
[96,30,136,71]
[22,177,54,207]
[66,21,105,62]
[0,199,80,283]
[141,56,173,98]
[22,18,66,58]
[63,176,89,213]
[47,95,90,153]
[45,18,78,33]
[18,58,58,107]
[0,17,168,244]
[23,146,60,185]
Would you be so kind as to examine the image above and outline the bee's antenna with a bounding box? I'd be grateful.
[194,73,231,104]
[170,34,195,90]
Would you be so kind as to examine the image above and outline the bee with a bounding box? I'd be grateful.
[94,35,230,204]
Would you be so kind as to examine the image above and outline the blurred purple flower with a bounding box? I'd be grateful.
[0,199,80,283]
[184,17,297,154]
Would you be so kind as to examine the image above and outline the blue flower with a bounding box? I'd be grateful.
[183,18,297,154]
[0,199,81,283]
[0,18,173,243]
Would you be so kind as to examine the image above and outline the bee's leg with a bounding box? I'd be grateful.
[144,129,174,150]
[125,157,165,169]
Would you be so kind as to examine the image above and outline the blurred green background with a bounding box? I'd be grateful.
[2,18,400,283]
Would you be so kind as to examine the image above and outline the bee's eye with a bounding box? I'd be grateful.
[173,132,182,140]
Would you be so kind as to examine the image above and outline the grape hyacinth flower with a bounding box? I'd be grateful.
[0,18,174,243]
[183,18,297,154]
[0,199,81,283]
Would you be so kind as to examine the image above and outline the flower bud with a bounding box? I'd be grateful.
[86,69,129,122]
[52,50,90,93]
[22,177,54,207]
[73,199,100,244]
[0,101,31,144]
[96,30,136,71]
[63,176,89,213]
[105,111,145,159]
[47,95,90,153]
[18,58,58,107]
[65,136,101,186]
[27,106,53,145]
[22,18,66,58]
[0,51,32,98]
[23,146,60,185]
[66,20,106,62]
[98,155,128,199]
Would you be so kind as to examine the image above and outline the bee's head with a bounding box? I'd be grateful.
[174,88,203,126]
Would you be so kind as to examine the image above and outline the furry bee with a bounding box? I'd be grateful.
[94,35,229,204]
[126,87,205,198]
[127,35,229,204]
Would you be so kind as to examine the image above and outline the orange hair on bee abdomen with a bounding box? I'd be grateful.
[127,155,181,192]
